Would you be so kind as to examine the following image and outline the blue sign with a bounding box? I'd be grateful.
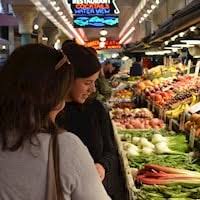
[68,0,120,15]
[73,15,119,28]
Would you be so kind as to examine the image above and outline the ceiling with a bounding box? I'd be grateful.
[81,0,140,41]
[8,0,140,42]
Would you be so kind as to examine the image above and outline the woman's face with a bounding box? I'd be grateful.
[69,71,99,104]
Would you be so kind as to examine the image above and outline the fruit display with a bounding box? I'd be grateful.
[111,108,164,129]
[111,102,135,109]
[110,89,133,102]
[185,113,200,136]
[141,75,200,119]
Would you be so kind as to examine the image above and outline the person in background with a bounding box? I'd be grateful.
[130,56,143,76]
[57,42,126,200]
[0,44,110,200]
[87,47,112,102]
[102,60,115,79]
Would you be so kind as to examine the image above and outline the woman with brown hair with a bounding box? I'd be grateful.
[57,42,126,200]
[0,44,110,200]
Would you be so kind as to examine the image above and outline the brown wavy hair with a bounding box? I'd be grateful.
[0,44,73,151]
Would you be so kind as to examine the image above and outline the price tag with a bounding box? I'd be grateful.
[179,112,186,131]
[169,119,173,130]
[189,127,196,149]
[152,104,155,113]
[188,102,200,114]
[187,60,192,74]
[194,60,200,77]
[147,101,151,110]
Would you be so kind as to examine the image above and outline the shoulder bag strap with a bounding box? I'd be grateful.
[46,134,64,200]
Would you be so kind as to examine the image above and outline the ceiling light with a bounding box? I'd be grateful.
[171,35,178,41]
[50,1,56,6]
[54,6,60,11]
[180,40,200,45]
[58,11,63,16]
[143,13,148,18]
[100,29,108,36]
[147,9,152,14]
[179,32,185,37]
[2,45,6,49]
[156,0,160,5]
[119,26,135,44]
[145,50,171,55]
[99,41,105,48]
[33,24,39,30]
[194,56,200,58]
[172,44,194,48]
[164,47,181,50]
[99,37,106,42]
[139,20,142,24]
[122,56,129,61]
[42,37,48,41]
[151,4,156,10]
[164,41,169,45]
[141,17,144,21]
[190,26,196,32]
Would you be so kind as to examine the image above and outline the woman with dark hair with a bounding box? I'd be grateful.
[57,42,125,200]
[0,44,110,200]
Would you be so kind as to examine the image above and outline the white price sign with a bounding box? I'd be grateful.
[188,102,200,114]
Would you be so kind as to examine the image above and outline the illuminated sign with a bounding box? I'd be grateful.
[68,0,120,15]
[86,40,121,49]
[73,15,118,28]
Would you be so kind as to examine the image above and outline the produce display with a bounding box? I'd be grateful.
[109,65,200,200]
[185,113,200,136]
[111,108,164,129]
[110,88,134,102]
[142,75,200,119]
[117,129,200,199]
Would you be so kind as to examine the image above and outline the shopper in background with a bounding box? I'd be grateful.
[0,44,110,200]
[102,60,115,79]
[87,47,112,102]
[57,42,125,200]
[130,56,143,76]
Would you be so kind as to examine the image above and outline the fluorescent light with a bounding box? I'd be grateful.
[151,4,156,10]
[147,9,152,14]
[145,50,171,55]
[156,0,160,5]
[100,29,108,36]
[2,45,6,49]
[181,40,200,45]
[54,6,60,11]
[194,56,200,58]
[122,56,129,61]
[143,13,148,18]
[179,32,185,37]
[50,1,56,6]
[164,41,169,45]
[172,44,194,48]
[42,37,48,41]
[164,47,181,50]
[58,11,63,16]
[99,37,106,42]
[171,35,178,41]
[119,27,135,44]
[190,26,196,32]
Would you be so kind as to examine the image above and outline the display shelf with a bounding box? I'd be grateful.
[112,121,135,200]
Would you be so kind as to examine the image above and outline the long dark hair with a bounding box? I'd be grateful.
[0,44,73,151]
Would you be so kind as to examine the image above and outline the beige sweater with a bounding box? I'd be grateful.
[0,132,111,200]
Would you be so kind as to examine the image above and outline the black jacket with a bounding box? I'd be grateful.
[56,100,125,199]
